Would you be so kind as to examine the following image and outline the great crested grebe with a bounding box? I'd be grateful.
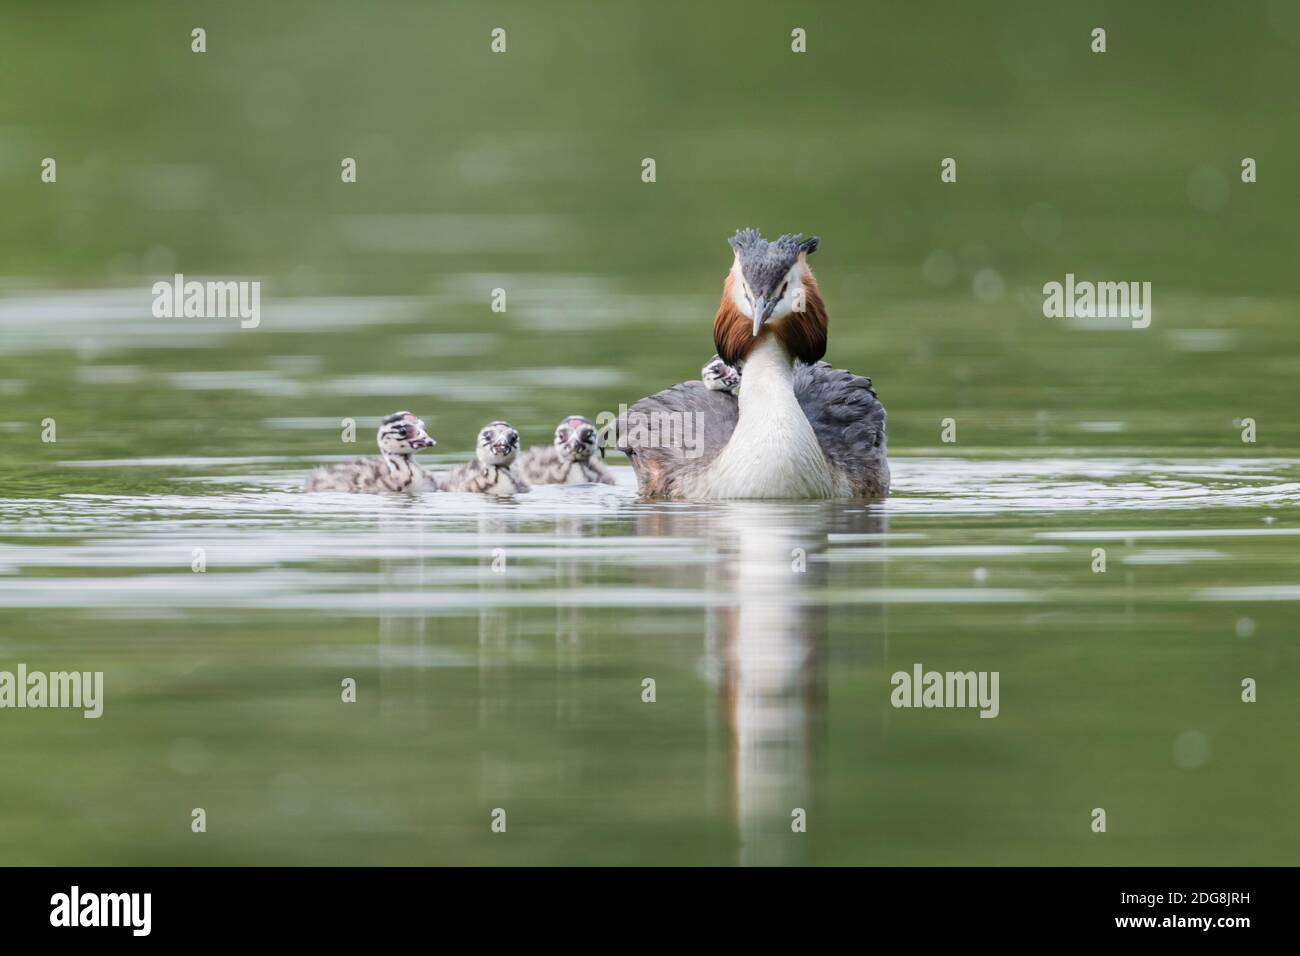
[619,230,889,499]
[517,415,616,486]
[304,411,436,493]
[702,354,742,394]
[438,421,530,495]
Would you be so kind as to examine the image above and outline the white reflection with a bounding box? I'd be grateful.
[377,504,431,728]
[660,502,887,865]
[716,504,825,865]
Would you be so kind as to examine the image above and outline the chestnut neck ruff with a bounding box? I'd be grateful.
[712,266,828,368]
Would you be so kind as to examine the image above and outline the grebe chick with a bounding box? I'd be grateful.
[517,415,616,485]
[619,229,889,499]
[702,354,742,394]
[438,421,530,495]
[305,411,436,493]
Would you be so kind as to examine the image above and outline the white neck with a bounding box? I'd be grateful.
[738,334,795,407]
[701,335,835,498]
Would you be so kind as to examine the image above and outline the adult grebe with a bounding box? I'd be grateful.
[619,230,888,499]
[304,411,436,493]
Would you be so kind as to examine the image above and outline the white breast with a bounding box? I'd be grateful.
[696,336,837,499]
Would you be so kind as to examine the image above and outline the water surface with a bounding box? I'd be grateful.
[2,433,1297,865]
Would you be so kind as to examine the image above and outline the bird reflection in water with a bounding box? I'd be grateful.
[644,501,887,865]
[374,495,885,864]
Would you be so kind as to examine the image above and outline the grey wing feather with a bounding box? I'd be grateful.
[616,381,738,497]
[794,361,889,497]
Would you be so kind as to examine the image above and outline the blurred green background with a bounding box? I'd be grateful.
[0,1,1297,865]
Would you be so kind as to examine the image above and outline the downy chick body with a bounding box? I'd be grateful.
[517,415,616,486]
[438,421,531,495]
[305,411,436,493]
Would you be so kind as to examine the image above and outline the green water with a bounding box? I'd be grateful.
[1,2,1298,865]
